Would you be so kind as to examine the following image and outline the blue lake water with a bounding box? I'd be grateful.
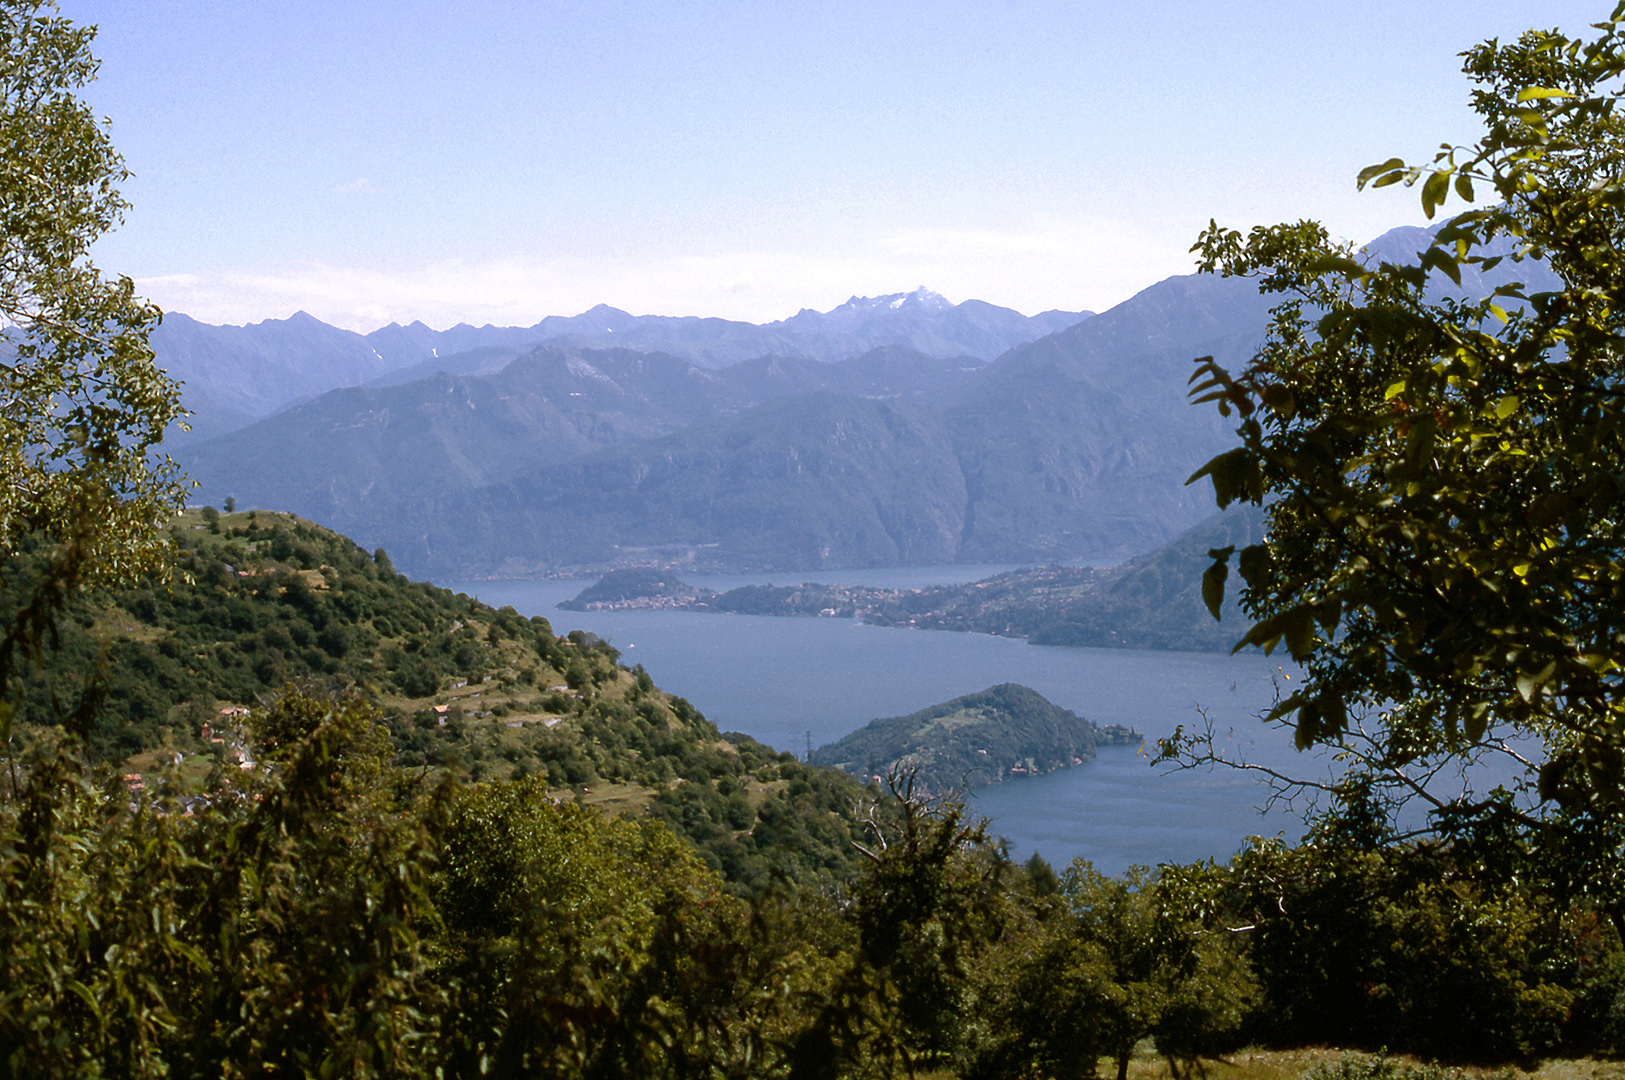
[440,567,1321,874]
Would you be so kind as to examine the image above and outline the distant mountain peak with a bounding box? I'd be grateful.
[834,287,953,314]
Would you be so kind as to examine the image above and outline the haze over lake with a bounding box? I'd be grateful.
[442,566,1312,873]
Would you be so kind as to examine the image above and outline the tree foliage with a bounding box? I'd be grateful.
[1185,4,1625,820]
[0,0,187,750]
[0,688,446,1078]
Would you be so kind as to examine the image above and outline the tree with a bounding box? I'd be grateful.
[1183,4,1625,823]
[1056,862,1255,1080]
[0,686,449,1078]
[0,2,188,734]
[1227,818,1575,1063]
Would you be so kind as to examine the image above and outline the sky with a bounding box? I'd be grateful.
[70,0,1607,333]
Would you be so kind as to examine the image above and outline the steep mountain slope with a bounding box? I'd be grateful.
[153,311,412,439]
[179,343,978,538]
[363,392,970,577]
[361,344,536,388]
[945,273,1277,561]
[721,344,987,405]
[177,345,748,530]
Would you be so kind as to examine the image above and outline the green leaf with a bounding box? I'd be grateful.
[1516,660,1556,702]
[1357,158,1408,190]
[1313,598,1342,632]
[1420,170,1451,219]
[1236,543,1270,588]
[1516,671,1538,702]
[1465,704,1488,744]
[1281,606,1317,662]
[66,980,103,1022]
[1304,254,1369,277]
[1293,694,1346,747]
[1185,447,1255,507]
[1259,384,1296,418]
[1201,547,1233,621]
[1358,157,1407,184]
[1241,605,1318,663]
[1493,394,1520,419]
[1264,691,1307,725]
[1515,86,1576,101]
[1420,244,1463,285]
[1454,173,1475,202]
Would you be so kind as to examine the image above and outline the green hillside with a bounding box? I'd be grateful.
[876,505,1267,650]
[8,507,880,892]
[810,683,1139,793]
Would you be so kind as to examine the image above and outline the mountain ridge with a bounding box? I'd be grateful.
[179,273,1271,577]
[156,290,1092,443]
[173,226,1538,577]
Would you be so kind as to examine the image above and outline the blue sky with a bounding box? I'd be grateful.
[72,0,1604,331]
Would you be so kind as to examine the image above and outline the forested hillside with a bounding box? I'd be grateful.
[12,0,1625,1074]
[810,683,1140,793]
[22,509,1620,1073]
[11,508,882,893]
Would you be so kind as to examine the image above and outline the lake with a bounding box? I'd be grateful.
[440,566,1318,873]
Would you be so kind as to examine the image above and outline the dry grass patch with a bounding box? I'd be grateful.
[89,605,163,642]
[919,1049,1625,1080]
[1122,1049,1625,1080]
[548,782,654,818]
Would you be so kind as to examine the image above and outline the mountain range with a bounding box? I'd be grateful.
[175,271,1272,577]
[167,224,1535,579]
[155,287,1090,440]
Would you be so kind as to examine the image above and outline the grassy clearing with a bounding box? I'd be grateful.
[555,781,654,818]
[89,605,164,643]
[1130,1048,1625,1080]
[914,1048,1625,1080]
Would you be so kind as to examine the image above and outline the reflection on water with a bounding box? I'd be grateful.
[442,571,1313,873]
